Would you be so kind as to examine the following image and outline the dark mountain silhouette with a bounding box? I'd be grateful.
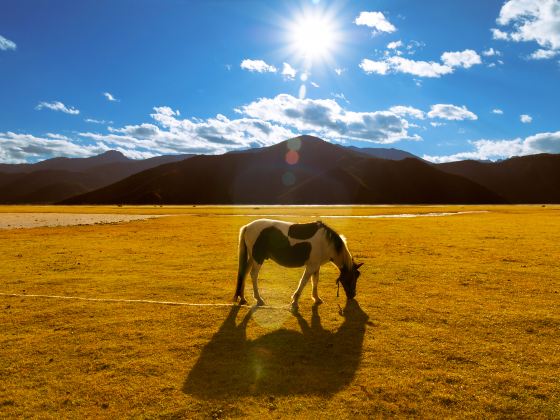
[0,151,192,203]
[437,153,560,203]
[347,146,421,161]
[62,135,504,204]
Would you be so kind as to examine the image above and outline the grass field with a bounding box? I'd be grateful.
[1,205,559,418]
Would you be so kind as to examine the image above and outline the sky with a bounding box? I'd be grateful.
[1,0,559,163]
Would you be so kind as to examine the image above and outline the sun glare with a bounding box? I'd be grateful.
[287,8,341,67]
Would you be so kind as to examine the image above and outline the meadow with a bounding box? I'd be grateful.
[1,205,559,418]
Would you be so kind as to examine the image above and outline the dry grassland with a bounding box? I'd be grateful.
[1,205,559,418]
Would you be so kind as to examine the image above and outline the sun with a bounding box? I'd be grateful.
[286,8,341,66]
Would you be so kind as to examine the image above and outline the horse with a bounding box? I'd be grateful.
[233,218,363,308]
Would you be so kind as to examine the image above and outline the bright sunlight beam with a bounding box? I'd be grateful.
[286,8,341,68]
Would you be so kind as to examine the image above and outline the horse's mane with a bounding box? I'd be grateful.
[318,221,343,252]
[318,221,352,269]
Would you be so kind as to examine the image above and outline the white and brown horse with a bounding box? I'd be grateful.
[234,219,362,308]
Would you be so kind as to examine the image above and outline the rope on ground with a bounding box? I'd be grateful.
[0,292,290,310]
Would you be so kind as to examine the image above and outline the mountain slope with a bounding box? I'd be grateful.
[0,151,192,203]
[346,146,421,161]
[62,135,504,204]
[437,154,560,203]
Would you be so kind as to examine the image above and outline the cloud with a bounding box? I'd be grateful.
[491,28,510,40]
[80,105,297,156]
[482,48,501,56]
[240,59,277,73]
[361,48,480,78]
[85,118,113,124]
[35,101,80,115]
[334,68,345,76]
[310,81,320,88]
[430,122,445,127]
[423,131,560,163]
[384,56,453,77]
[441,49,482,68]
[389,105,426,120]
[359,59,390,75]
[492,108,504,115]
[387,40,403,49]
[331,92,350,104]
[354,11,396,33]
[428,104,478,120]
[281,62,297,79]
[0,131,106,163]
[238,94,420,144]
[103,92,119,102]
[520,114,533,123]
[528,48,559,59]
[494,0,560,51]
[0,34,16,51]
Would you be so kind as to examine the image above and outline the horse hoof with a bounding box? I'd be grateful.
[256,300,265,306]
[238,298,247,306]
[313,298,323,305]
[290,302,299,313]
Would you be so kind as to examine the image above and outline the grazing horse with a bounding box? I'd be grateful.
[234,219,363,307]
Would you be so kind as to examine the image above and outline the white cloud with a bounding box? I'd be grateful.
[494,0,560,50]
[441,49,482,68]
[282,62,297,79]
[354,11,396,33]
[428,104,478,120]
[0,34,16,51]
[238,94,420,144]
[482,48,501,56]
[389,105,426,119]
[359,59,389,75]
[0,131,106,163]
[311,81,320,88]
[103,92,118,102]
[430,122,445,127]
[334,67,345,76]
[387,40,403,49]
[85,118,113,124]
[331,92,350,104]
[424,131,560,163]
[360,56,454,78]
[385,56,453,77]
[520,114,533,123]
[491,28,510,40]
[528,48,559,59]
[35,101,80,115]
[492,108,504,115]
[240,59,277,73]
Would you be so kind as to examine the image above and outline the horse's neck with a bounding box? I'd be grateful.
[332,247,351,271]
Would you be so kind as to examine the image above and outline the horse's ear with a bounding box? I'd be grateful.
[355,262,364,269]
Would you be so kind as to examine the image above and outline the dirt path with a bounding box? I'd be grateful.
[0,213,164,229]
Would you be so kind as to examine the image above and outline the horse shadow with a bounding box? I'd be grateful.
[182,300,369,398]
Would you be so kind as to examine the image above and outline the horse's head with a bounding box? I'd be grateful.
[337,262,363,300]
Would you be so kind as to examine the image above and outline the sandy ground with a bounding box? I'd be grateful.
[0,213,164,229]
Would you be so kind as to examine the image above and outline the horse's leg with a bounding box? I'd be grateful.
[237,259,251,305]
[291,267,313,309]
[311,269,322,304]
[250,263,265,306]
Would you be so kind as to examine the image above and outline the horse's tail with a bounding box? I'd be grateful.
[234,225,249,302]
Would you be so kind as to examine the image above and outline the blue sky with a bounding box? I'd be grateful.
[1,0,559,163]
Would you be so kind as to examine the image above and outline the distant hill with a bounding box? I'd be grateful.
[347,146,421,161]
[437,154,560,203]
[0,151,192,203]
[62,135,504,205]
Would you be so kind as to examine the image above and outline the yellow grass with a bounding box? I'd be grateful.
[1,205,559,418]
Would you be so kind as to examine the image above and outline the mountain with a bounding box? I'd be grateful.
[346,146,421,161]
[437,154,560,203]
[62,135,504,205]
[0,151,192,203]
